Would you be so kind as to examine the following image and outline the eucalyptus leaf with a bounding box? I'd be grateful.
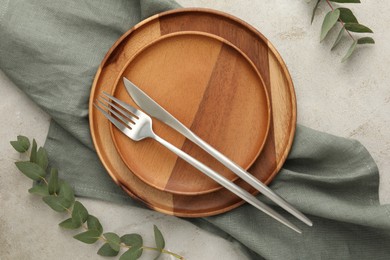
[344,23,373,33]
[10,141,25,153]
[28,183,49,196]
[154,225,165,259]
[58,181,75,205]
[119,246,143,260]
[342,40,358,62]
[10,135,30,153]
[121,234,143,248]
[357,37,375,44]
[320,9,340,42]
[17,135,30,149]
[43,195,72,212]
[329,0,360,3]
[331,27,345,50]
[337,8,358,23]
[104,232,121,252]
[15,161,46,181]
[97,243,119,257]
[36,147,49,170]
[30,139,37,163]
[74,230,101,244]
[87,215,103,234]
[311,0,321,24]
[48,168,59,195]
[72,201,89,226]
[59,218,80,229]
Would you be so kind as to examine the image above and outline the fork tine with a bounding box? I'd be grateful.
[99,96,138,124]
[96,99,135,128]
[94,102,132,136]
[102,92,143,118]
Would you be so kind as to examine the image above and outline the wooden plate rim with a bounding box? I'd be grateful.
[89,8,297,217]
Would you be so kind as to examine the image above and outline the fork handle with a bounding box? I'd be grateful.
[152,134,302,234]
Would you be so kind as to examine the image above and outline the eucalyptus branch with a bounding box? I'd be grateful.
[324,0,355,40]
[10,135,184,260]
[308,0,375,62]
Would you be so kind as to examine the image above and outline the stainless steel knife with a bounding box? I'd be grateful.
[123,77,312,227]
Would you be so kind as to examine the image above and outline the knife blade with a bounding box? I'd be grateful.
[123,77,312,227]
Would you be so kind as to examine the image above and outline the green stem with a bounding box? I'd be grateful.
[142,246,184,259]
[40,177,49,185]
[325,0,355,40]
[96,226,184,258]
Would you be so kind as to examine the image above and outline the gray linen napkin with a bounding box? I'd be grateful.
[1,1,390,259]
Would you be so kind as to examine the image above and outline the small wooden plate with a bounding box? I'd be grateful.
[110,31,270,195]
[89,8,297,217]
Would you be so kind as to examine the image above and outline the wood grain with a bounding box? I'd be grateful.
[89,8,296,217]
[111,32,270,195]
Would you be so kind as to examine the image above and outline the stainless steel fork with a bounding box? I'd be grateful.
[94,92,302,233]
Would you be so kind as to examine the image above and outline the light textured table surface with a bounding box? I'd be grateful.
[1,1,389,259]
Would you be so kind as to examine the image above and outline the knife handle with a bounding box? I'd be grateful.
[151,134,301,233]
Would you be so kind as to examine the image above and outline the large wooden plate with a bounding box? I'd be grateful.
[110,31,270,195]
[89,8,297,217]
